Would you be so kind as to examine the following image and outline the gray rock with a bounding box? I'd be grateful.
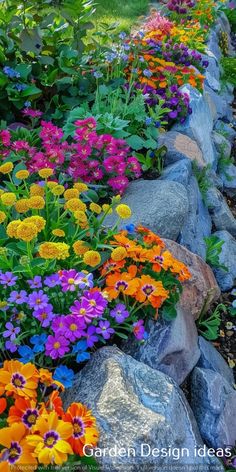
[122,306,200,385]
[197,336,235,386]
[158,130,205,167]
[205,187,236,237]
[191,367,236,449]
[179,177,212,259]
[173,85,216,166]
[212,131,231,158]
[205,85,231,123]
[211,230,236,291]
[64,346,224,471]
[206,31,222,61]
[219,164,236,197]
[202,53,220,92]
[214,120,236,143]
[105,179,189,240]
[160,159,192,186]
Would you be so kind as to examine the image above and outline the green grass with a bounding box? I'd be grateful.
[92,0,149,32]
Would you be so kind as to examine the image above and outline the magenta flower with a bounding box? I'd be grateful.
[70,299,97,324]
[82,290,108,316]
[33,304,55,327]
[64,315,86,341]
[60,270,93,292]
[3,322,20,341]
[28,290,49,309]
[96,320,115,340]
[133,319,146,340]
[45,335,70,359]
[22,108,43,118]
[51,315,67,334]
[8,290,28,304]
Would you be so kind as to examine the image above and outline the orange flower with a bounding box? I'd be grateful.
[136,225,165,247]
[63,403,99,456]
[147,247,174,272]
[45,390,65,417]
[105,266,140,300]
[170,259,191,281]
[100,259,126,276]
[0,423,37,472]
[0,360,39,400]
[135,275,169,308]
[8,398,40,429]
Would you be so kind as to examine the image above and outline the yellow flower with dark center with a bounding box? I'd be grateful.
[73,240,89,255]
[24,216,46,232]
[1,192,17,206]
[30,184,45,197]
[83,250,101,267]
[38,168,54,179]
[89,202,102,214]
[16,222,38,242]
[102,204,113,214]
[52,229,65,237]
[64,198,86,212]
[0,211,6,224]
[28,196,45,210]
[0,162,13,174]
[51,185,65,196]
[64,189,79,200]
[15,169,30,180]
[116,204,132,219]
[6,220,22,238]
[73,182,88,192]
[111,246,127,262]
[15,199,30,214]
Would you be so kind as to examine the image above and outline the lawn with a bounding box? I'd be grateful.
[92,0,149,31]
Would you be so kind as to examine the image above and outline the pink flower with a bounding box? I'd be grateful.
[143,11,173,33]
[74,117,97,129]
[108,175,129,194]
[22,108,43,118]
[0,130,11,146]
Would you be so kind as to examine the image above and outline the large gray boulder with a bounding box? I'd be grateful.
[202,53,220,92]
[158,130,205,167]
[206,187,236,237]
[173,85,216,166]
[205,85,231,123]
[64,347,224,471]
[206,31,222,61]
[197,336,235,387]
[191,367,236,449]
[160,159,192,186]
[105,179,189,240]
[122,306,200,385]
[179,177,212,260]
[214,120,236,143]
[211,230,236,291]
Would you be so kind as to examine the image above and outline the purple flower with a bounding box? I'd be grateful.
[86,325,99,348]
[44,273,60,287]
[45,335,70,359]
[27,276,42,289]
[60,270,93,292]
[51,315,67,333]
[3,322,20,341]
[96,320,115,340]
[28,290,49,309]
[33,304,55,327]
[64,315,86,342]
[133,319,146,340]
[110,303,129,323]
[70,299,97,324]
[168,110,178,119]
[5,340,18,353]
[8,290,28,304]
[82,290,108,316]
[0,272,18,287]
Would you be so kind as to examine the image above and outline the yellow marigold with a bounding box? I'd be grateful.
[51,185,65,196]
[65,198,86,212]
[15,170,29,180]
[111,246,127,262]
[63,188,79,200]
[47,181,58,189]
[89,202,102,214]
[6,220,22,238]
[116,204,132,219]
[0,162,13,174]
[38,168,54,179]
[28,196,45,210]
[16,222,38,242]
[30,184,45,197]
[74,210,88,229]
[15,199,30,214]
[73,182,88,192]
[0,211,6,224]
[52,229,65,237]
[1,192,17,206]
[73,240,89,255]
[83,250,101,267]
[102,204,113,215]
[24,216,46,233]
[39,242,69,260]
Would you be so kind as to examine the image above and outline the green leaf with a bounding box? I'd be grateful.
[15,64,32,80]
[161,304,178,321]
[21,84,42,98]
[126,135,146,151]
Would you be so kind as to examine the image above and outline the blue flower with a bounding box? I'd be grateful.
[145,117,153,126]
[18,345,34,363]
[3,66,20,79]
[125,223,135,234]
[53,365,75,388]
[30,333,47,353]
[14,83,27,92]
[119,32,127,40]
[143,69,153,78]
[24,101,31,107]
[72,340,90,363]
[93,71,103,79]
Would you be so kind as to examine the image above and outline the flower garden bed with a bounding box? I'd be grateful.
[0,0,236,470]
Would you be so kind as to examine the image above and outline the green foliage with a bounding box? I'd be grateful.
[217,143,234,181]
[92,0,149,32]
[221,7,236,33]
[221,57,236,86]
[197,303,227,341]
[192,162,212,204]
[136,146,167,175]
[204,235,228,271]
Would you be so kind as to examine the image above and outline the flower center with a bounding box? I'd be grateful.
[70,323,77,331]
[53,342,60,349]
[154,255,164,263]
[44,431,59,448]
[23,409,39,428]
[36,298,42,304]
[79,308,86,315]
[41,312,47,319]
[11,373,26,389]
[89,300,96,306]
[142,284,154,295]
[68,278,75,284]
[115,281,128,291]
[73,418,85,438]
[8,442,22,464]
